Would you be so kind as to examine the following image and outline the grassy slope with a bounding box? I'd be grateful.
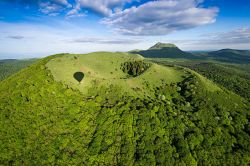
[187,63,250,100]
[148,42,177,49]
[148,58,221,92]
[151,58,250,99]
[46,52,186,97]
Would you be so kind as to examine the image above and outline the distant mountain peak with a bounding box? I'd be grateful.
[149,42,177,50]
[216,48,238,52]
[129,42,195,58]
[212,48,250,54]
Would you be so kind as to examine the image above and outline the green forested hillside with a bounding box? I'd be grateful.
[0,53,250,165]
[0,59,37,81]
[151,58,250,100]
[207,49,250,63]
[134,43,250,63]
[186,63,250,100]
[190,49,250,63]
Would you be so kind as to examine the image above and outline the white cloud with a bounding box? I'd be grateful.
[39,2,62,15]
[39,0,72,15]
[164,28,250,50]
[53,0,71,7]
[1,20,249,59]
[71,0,133,16]
[7,35,25,39]
[66,1,85,18]
[0,21,144,59]
[71,37,141,44]
[202,28,250,44]
[102,0,219,36]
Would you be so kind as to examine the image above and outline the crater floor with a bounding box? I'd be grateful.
[46,52,187,97]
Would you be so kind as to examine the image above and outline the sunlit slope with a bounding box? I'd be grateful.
[46,52,186,97]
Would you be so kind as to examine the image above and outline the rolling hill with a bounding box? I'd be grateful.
[206,49,250,63]
[150,58,250,100]
[0,52,250,165]
[130,42,195,59]
[132,43,250,64]
[0,59,37,81]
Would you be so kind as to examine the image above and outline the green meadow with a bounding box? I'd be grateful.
[46,52,186,97]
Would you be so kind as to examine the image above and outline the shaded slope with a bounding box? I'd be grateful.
[0,59,37,81]
[207,49,250,63]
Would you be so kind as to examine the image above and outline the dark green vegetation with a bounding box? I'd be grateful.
[152,58,250,101]
[0,59,37,81]
[187,63,250,100]
[130,42,194,59]
[205,49,250,63]
[120,61,151,77]
[132,42,250,64]
[74,72,85,83]
[0,53,250,165]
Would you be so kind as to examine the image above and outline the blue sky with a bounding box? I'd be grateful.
[0,0,250,59]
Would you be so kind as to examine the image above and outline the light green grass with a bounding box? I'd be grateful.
[188,69,221,91]
[46,52,186,97]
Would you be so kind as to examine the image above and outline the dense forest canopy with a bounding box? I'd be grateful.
[151,59,250,101]
[120,61,151,77]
